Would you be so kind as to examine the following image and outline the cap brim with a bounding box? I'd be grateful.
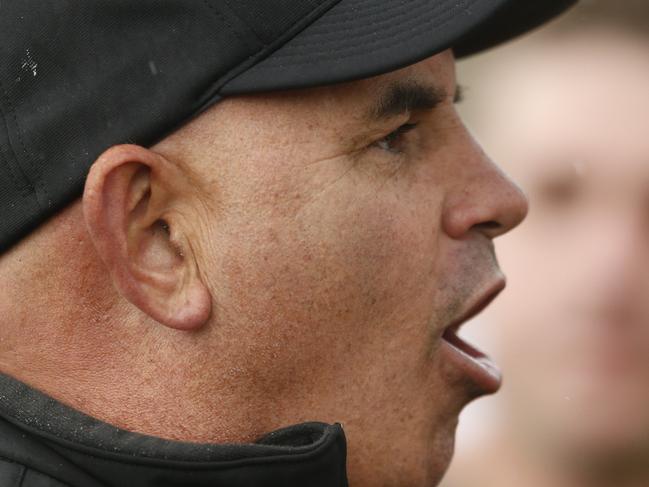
[221,0,576,95]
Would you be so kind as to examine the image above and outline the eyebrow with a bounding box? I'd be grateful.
[367,81,462,121]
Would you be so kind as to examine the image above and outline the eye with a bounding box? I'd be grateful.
[372,122,418,154]
[535,172,579,207]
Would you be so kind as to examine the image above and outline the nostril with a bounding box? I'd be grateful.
[473,220,503,238]
[478,221,500,229]
[477,221,501,230]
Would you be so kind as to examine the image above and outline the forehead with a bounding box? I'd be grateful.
[179,49,457,157]
[232,49,456,120]
[163,50,457,174]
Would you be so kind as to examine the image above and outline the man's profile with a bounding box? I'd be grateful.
[0,1,574,486]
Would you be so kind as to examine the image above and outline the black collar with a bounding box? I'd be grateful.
[0,372,348,486]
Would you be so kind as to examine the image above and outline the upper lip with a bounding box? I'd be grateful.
[445,277,507,333]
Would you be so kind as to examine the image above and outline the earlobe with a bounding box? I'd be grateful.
[82,144,211,331]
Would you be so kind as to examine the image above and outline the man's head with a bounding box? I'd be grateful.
[0,2,574,486]
[454,2,649,477]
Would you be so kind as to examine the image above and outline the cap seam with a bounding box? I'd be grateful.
[0,114,29,199]
[0,80,39,202]
[224,0,265,42]
[201,0,262,52]
[0,86,49,209]
[198,0,342,107]
[222,0,268,46]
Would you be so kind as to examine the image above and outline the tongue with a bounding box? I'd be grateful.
[442,327,502,388]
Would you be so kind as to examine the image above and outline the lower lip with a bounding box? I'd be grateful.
[441,327,502,394]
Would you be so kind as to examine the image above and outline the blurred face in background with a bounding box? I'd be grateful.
[473,30,649,466]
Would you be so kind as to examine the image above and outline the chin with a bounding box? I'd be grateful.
[419,417,460,487]
[433,425,459,484]
[348,418,459,487]
[407,445,456,487]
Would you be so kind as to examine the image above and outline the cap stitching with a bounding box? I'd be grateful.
[268,0,470,57]
[251,0,477,67]
[285,0,461,37]
[287,0,448,33]
[305,0,402,20]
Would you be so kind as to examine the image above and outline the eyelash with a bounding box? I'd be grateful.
[373,122,419,154]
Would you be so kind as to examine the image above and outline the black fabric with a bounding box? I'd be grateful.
[0,373,348,487]
[222,0,576,93]
[0,0,577,252]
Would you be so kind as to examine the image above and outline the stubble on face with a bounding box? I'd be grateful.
[155,49,512,486]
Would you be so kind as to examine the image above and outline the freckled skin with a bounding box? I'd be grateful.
[0,50,526,487]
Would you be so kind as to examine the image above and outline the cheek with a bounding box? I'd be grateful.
[204,159,469,482]
[277,190,441,335]
[215,173,446,367]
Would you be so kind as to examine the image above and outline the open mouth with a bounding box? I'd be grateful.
[440,280,506,394]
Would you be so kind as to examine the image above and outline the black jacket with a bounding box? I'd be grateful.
[0,373,348,486]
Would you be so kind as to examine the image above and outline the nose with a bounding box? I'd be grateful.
[442,144,528,240]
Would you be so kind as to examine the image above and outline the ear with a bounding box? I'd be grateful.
[82,144,211,331]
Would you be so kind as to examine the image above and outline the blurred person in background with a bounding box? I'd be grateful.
[441,2,649,487]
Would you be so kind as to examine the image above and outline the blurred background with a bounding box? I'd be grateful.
[441,1,649,486]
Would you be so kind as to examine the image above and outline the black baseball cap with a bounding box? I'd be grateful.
[0,0,576,252]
